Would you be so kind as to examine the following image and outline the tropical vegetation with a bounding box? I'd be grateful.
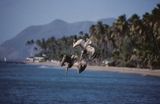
[26,4,160,69]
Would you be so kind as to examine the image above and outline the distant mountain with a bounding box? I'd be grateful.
[99,18,116,26]
[0,18,115,61]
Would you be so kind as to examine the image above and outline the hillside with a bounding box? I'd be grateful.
[0,18,115,61]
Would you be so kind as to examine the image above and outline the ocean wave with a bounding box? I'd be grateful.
[38,65,49,69]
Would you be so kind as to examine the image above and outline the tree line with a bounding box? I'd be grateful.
[26,4,160,69]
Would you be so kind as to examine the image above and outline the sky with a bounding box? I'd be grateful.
[0,0,159,44]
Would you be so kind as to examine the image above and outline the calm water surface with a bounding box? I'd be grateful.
[0,63,160,104]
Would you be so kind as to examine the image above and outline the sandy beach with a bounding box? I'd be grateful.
[29,61,160,77]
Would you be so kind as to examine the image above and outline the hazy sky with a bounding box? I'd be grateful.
[0,0,159,44]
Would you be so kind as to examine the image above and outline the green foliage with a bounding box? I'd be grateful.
[28,4,160,69]
[32,35,83,61]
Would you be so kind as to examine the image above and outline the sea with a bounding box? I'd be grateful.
[0,63,160,104]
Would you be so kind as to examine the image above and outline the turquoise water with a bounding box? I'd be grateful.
[0,63,160,104]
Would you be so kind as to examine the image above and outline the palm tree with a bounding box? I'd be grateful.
[112,15,128,49]
[26,40,36,57]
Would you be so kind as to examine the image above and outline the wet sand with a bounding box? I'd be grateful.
[29,62,160,77]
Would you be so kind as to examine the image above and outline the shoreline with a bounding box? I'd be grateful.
[28,62,160,77]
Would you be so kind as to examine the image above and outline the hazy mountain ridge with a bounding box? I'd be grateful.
[0,18,115,61]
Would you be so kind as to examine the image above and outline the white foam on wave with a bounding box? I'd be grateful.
[39,65,49,69]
